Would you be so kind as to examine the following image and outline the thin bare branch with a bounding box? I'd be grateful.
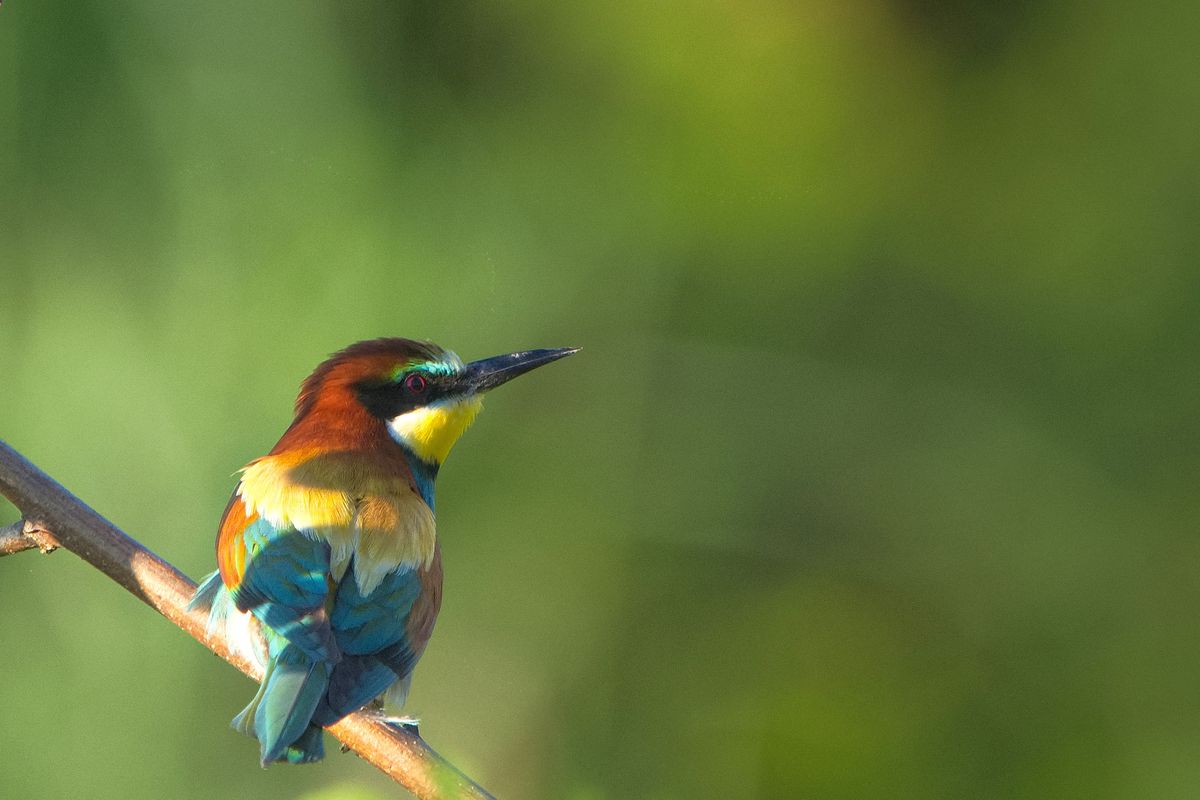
[0,439,493,800]
[0,519,60,556]
[0,520,35,555]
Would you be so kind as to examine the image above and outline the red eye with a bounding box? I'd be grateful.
[404,374,428,394]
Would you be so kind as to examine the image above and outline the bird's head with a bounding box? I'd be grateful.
[292,338,578,467]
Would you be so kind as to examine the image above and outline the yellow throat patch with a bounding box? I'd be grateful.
[387,396,484,465]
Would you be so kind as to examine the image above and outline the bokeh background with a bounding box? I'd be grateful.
[2,2,1198,798]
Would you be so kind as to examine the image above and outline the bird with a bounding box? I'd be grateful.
[188,337,577,765]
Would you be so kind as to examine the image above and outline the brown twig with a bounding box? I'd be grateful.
[0,519,60,555]
[0,439,493,800]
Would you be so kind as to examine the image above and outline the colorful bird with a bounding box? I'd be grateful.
[189,338,577,765]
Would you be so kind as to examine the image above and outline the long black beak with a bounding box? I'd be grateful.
[461,347,579,393]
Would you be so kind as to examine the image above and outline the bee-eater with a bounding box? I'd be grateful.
[189,338,576,765]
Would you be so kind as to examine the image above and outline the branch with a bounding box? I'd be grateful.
[0,518,59,555]
[0,439,493,800]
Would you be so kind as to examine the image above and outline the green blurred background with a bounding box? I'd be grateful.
[2,2,1198,798]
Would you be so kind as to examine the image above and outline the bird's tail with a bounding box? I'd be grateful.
[233,640,333,765]
[191,572,332,764]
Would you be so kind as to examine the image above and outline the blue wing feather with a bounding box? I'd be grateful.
[309,561,424,725]
[193,518,433,764]
[201,516,339,764]
[331,563,421,654]
[232,518,338,662]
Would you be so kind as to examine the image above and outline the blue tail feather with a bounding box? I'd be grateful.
[250,643,333,766]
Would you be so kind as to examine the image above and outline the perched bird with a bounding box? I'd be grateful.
[189,338,577,765]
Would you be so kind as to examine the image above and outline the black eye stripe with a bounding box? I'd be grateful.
[354,370,451,421]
